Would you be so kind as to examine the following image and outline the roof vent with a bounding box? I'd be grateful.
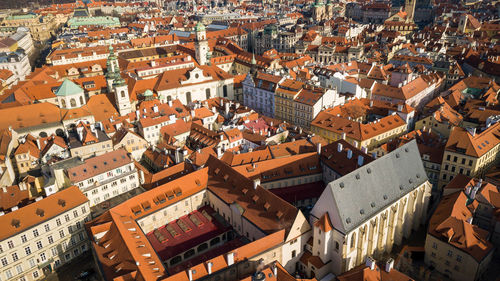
[360,209,365,215]
[58,199,66,207]
[339,182,344,188]
[346,218,351,224]
[399,184,404,190]
[395,153,400,158]
[36,208,45,217]
[11,219,20,228]
[383,194,388,200]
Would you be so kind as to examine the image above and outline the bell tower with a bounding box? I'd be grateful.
[194,22,209,65]
[404,0,416,23]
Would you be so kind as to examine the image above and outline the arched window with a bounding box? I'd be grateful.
[79,96,84,106]
[170,256,182,265]
[186,92,192,104]
[210,237,220,246]
[335,241,340,252]
[121,90,126,98]
[350,233,356,249]
[205,88,211,100]
[166,95,172,102]
[197,243,208,253]
[61,99,66,108]
[223,85,228,97]
[184,249,195,259]
[70,98,76,108]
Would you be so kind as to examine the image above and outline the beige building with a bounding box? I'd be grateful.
[438,123,500,190]
[0,186,90,281]
[67,149,139,208]
[111,127,148,161]
[1,14,59,42]
[305,141,431,279]
[311,110,407,151]
[425,184,494,281]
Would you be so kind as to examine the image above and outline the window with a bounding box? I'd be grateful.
[292,250,296,258]
[350,233,356,249]
[431,252,436,257]
[29,258,35,268]
[51,247,58,256]
[33,270,39,278]
[25,246,31,255]
[21,235,27,243]
[68,226,73,233]
[65,214,70,222]
[447,250,453,257]
[453,156,457,162]
[40,252,46,261]
[432,242,437,249]
[12,252,18,261]
[44,224,50,232]
[456,255,462,262]
[36,241,43,250]
[48,236,54,244]
[70,98,77,107]
[1,257,7,266]
[7,240,14,249]
[16,264,23,274]
[5,269,12,279]
[73,210,78,217]
[59,229,65,238]
[81,206,86,213]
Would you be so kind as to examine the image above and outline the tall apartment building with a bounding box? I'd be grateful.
[0,49,30,81]
[0,186,90,281]
[425,177,497,281]
[242,72,283,118]
[293,87,339,129]
[305,141,431,279]
[274,79,304,124]
[67,149,140,207]
[438,123,500,190]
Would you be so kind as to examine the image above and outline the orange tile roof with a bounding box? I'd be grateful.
[314,213,333,233]
[337,262,414,281]
[0,186,88,241]
[445,122,500,158]
[428,191,493,261]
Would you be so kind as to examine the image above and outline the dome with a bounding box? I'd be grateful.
[195,22,206,32]
[144,89,153,97]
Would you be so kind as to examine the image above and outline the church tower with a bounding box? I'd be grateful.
[194,22,209,65]
[404,0,416,22]
[113,75,132,116]
[106,45,120,92]
[312,0,325,22]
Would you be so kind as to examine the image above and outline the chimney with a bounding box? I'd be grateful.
[365,257,376,270]
[371,152,377,159]
[465,185,471,196]
[253,178,261,189]
[397,104,403,112]
[369,100,373,107]
[272,263,277,276]
[139,170,145,184]
[168,100,173,107]
[207,262,213,274]
[353,140,358,148]
[227,252,235,266]
[317,142,322,155]
[337,142,343,152]
[385,258,394,273]
[188,269,193,281]
[341,132,346,140]
[357,155,364,166]
[470,187,478,200]
[466,217,473,224]
[135,110,140,120]
[191,110,196,117]
[361,146,368,154]
[217,146,222,158]
[347,149,353,159]
[36,138,41,149]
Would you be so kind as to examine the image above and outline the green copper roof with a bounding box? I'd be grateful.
[195,22,206,32]
[55,79,83,97]
[144,89,153,97]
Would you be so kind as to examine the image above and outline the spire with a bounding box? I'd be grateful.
[250,51,257,76]
[251,52,257,65]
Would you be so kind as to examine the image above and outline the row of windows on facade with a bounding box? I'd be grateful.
[0,206,87,254]
[87,174,136,193]
[1,229,86,268]
[1,243,87,281]
[92,183,137,204]
[80,167,134,187]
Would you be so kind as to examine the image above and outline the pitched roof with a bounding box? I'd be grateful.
[55,79,84,96]
[445,122,500,158]
[67,149,131,182]
[0,186,88,241]
[312,140,428,233]
[314,213,333,233]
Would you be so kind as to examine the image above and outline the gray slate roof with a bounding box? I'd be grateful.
[325,140,428,233]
